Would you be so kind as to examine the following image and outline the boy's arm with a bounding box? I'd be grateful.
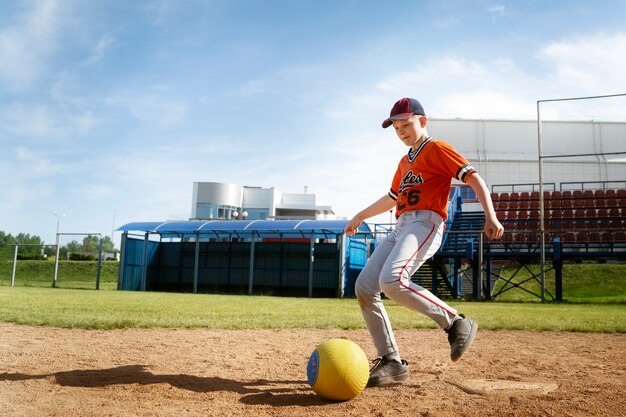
[465,172,505,240]
[345,194,396,236]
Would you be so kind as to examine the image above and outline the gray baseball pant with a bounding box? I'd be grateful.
[355,210,459,359]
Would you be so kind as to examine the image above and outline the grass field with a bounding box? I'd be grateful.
[495,263,626,303]
[0,287,624,332]
[1,259,624,332]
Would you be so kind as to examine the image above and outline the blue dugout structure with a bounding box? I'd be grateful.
[117,219,371,298]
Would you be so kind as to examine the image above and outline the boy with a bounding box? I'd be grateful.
[344,97,504,387]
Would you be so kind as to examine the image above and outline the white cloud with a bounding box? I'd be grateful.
[81,33,116,66]
[104,89,189,127]
[1,104,61,138]
[0,0,62,90]
[229,80,268,98]
[539,33,626,95]
[488,5,507,18]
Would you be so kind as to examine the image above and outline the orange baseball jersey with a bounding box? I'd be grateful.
[389,137,475,220]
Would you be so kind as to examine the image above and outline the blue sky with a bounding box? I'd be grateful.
[1,0,626,246]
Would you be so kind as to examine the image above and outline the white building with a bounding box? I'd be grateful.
[191,182,334,220]
[191,119,625,220]
[429,118,626,191]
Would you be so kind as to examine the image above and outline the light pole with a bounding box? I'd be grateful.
[52,212,65,288]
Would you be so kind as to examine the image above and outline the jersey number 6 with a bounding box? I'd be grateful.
[398,189,421,211]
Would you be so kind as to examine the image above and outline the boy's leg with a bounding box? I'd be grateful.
[379,211,458,329]
[354,233,400,359]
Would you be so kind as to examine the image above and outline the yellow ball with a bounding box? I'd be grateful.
[306,338,369,401]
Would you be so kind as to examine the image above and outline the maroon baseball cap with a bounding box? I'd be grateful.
[382,97,426,128]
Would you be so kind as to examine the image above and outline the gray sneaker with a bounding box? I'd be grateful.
[366,357,409,387]
[446,314,478,362]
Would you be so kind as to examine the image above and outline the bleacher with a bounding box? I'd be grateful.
[409,183,626,300]
[492,188,626,247]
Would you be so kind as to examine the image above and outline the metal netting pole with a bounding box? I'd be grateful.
[96,237,103,290]
[537,100,546,303]
[11,244,18,287]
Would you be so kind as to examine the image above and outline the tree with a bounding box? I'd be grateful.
[13,233,44,255]
[81,235,117,254]
[101,236,116,253]
[62,240,83,259]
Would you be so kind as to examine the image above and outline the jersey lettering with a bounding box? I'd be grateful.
[399,170,423,192]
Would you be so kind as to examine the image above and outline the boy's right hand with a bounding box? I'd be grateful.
[344,216,363,237]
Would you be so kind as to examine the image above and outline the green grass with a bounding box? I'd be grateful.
[494,263,626,303]
[0,286,624,332]
[1,258,624,332]
[0,259,118,290]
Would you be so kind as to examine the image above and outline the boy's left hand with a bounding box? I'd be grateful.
[484,217,504,240]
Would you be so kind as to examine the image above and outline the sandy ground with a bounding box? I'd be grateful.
[0,324,624,417]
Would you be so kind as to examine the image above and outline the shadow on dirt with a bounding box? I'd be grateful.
[0,365,338,406]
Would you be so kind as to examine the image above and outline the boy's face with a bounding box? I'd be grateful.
[391,115,427,149]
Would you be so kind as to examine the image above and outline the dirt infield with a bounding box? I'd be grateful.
[0,324,624,417]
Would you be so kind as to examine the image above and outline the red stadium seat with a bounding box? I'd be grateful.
[608,208,623,228]
[573,190,583,199]
[530,200,540,210]
[594,189,605,199]
[563,232,576,243]
[617,189,626,198]
[490,192,499,202]
[597,211,611,231]
[589,232,602,243]
[502,232,514,243]
[614,231,626,242]
[520,191,530,201]
[514,232,528,244]
[528,210,540,230]
[531,191,540,200]
[500,192,510,201]
[560,199,573,209]
[576,231,589,243]
[519,200,530,210]
[548,209,562,219]
[574,208,586,217]
[601,232,614,244]
[562,190,573,200]
[517,210,529,230]
[510,192,520,200]
[574,209,587,230]
[552,190,562,200]
[584,208,597,218]
[606,189,617,199]
[583,190,594,199]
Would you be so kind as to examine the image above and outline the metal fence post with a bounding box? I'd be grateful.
[248,232,256,295]
[11,243,18,287]
[96,237,103,290]
[308,236,315,297]
[193,233,200,294]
